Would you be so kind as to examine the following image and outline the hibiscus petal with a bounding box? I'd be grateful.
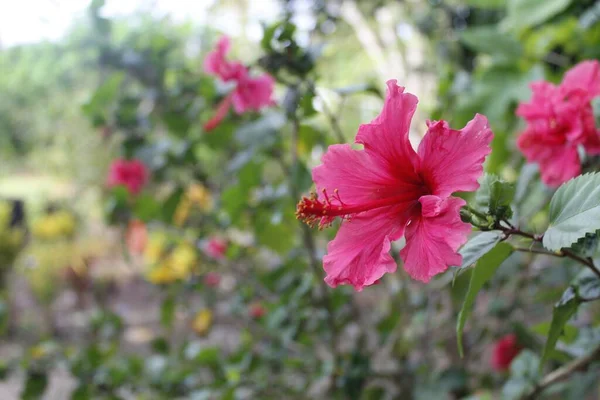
[400,196,470,282]
[203,94,233,132]
[232,73,275,114]
[417,114,493,198]
[516,81,560,120]
[203,37,230,77]
[562,60,600,100]
[538,146,580,187]
[517,127,580,187]
[323,206,408,291]
[355,80,420,179]
[312,144,420,205]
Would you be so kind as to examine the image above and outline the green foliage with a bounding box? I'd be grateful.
[540,270,600,367]
[21,370,48,400]
[540,286,580,368]
[458,231,504,268]
[475,174,516,223]
[460,26,522,61]
[543,173,600,251]
[502,350,540,399]
[502,0,574,31]
[457,243,513,356]
[2,0,600,398]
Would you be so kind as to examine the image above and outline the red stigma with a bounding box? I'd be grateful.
[296,189,347,229]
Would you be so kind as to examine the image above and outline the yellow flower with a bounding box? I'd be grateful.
[144,233,167,265]
[32,211,76,240]
[173,198,191,227]
[187,184,213,211]
[172,184,213,226]
[147,265,179,284]
[192,309,213,336]
[29,345,47,360]
[170,243,197,270]
[54,211,76,237]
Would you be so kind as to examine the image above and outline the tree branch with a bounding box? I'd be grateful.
[524,345,600,399]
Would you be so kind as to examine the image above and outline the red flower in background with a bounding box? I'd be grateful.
[203,36,275,132]
[126,219,148,254]
[107,159,148,195]
[491,334,522,371]
[249,302,266,319]
[517,60,600,186]
[203,36,245,82]
[204,237,228,260]
[203,272,221,288]
[296,80,492,290]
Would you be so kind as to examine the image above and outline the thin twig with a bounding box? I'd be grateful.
[500,225,600,279]
[524,345,600,399]
[318,94,346,144]
[513,247,563,257]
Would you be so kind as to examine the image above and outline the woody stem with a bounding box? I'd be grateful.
[524,344,600,399]
[499,224,600,279]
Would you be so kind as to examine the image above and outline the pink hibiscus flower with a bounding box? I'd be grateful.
[517,60,600,187]
[203,36,245,82]
[249,302,266,319]
[491,334,522,371]
[296,80,493,290]
[204,237,228,260]
[203,272,221,288]
[203,36,275,132]
[107,159,149,195]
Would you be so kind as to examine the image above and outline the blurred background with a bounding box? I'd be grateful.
[1,0,600,399]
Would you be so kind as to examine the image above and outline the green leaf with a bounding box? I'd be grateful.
[457,242,513,356]
[82,72,125,121]
[458,231,503,268]
[460,26,522,60]
[234,111,285,149]
[540,287,579,367]
[543,173,600,251]
[160,295,176,328]
[254,207,295,253]
[333,83,383,99]
[475,174,515,221]
[571,232,600,258]
[21,370,48,400]
[161,187,184,223]
[532,322,578,344]
[133,194,161,222]
[70,384,92,400]
[510,350,540,378]
[502,0,574,31]
[462,0,505,8]
[514,164,539,206]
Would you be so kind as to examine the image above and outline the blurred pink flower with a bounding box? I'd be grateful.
[296,80,492,290]
[204,237,228,260]
[517,60,600,186]
[203,36,245,82]
[491,334,522,371]
[203,36,275,132]
[231,72,276,114]
[107,159,148,195]
[126,219,148,254]
[249,302,266,319]
[203,272,221,288]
